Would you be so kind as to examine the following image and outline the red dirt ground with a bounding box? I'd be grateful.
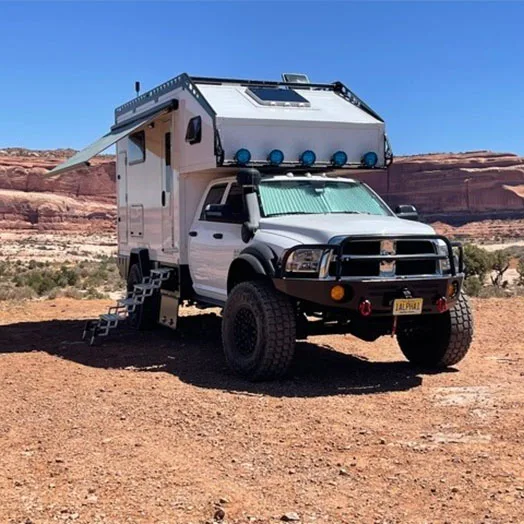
[0,298,523,523]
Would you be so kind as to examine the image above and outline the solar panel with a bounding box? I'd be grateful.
[246,87,310,107]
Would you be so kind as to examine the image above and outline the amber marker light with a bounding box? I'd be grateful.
[330,285,346,302]
[447,281,459,299]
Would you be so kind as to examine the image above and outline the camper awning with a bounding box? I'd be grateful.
[48,101,176,176]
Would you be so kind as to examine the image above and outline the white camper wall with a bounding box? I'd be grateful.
[176,95,216,174]
[116,114,182,263]
[116,85,217,176]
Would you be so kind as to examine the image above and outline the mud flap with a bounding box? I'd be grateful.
[159,290,179,330]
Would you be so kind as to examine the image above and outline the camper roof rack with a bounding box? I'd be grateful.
[115,73,384,123]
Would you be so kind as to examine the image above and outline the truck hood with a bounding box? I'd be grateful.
[258,214,436,244]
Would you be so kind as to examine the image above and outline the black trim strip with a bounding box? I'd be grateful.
[112,100,178,131]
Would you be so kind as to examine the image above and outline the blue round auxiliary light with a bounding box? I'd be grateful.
[331,150,348,167]
[235,148,251,166]
[268,149,284,166]
[362,151,378,168]
[300,150,316,166]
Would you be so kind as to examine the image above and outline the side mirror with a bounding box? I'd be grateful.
[204,203,232,221]
[236,168,261,188]
[395,204,419,221]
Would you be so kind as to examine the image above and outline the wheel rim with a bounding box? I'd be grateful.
[233,307,258,356]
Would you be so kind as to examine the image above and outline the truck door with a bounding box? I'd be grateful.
[117,151,128,245]
[189,181,246,302]
[161,129,176,252]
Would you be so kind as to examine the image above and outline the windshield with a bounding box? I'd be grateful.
[258,179,392,217]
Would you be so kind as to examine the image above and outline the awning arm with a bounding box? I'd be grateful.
[47,100,177,176]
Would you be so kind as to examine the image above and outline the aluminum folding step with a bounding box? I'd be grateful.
[82,266,172,346]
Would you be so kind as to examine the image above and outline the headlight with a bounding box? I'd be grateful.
[437,240,459,274]
[285,249,324,273]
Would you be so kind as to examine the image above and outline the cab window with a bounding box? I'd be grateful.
[199,183,227,220]
[223,183,248,224]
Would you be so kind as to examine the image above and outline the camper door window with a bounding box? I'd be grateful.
[128,131,146,164]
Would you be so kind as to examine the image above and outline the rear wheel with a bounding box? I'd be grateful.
[222,281,296,381]
[127,264,160,330]
[397,292,473,367]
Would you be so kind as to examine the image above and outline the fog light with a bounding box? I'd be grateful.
[436,297,448,313]
[359,299,372,317]
[330,285,345,302]
[447,280,459,299]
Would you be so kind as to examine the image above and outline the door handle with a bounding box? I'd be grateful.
[189,231,198,237]
[161,190,166,207]
[213,233,223,239]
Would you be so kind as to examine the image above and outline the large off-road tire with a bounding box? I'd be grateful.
[397,292,473,367]
[222,281,296,381]
[127,264,160,331]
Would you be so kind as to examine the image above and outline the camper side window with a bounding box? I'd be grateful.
[185,116,202,145]
[128,131,146,164]
[200,183,227,220]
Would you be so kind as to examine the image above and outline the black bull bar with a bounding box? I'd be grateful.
[278,235,464,278]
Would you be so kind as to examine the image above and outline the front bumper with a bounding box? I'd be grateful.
[273,275,463,316]
[274,235,465,317]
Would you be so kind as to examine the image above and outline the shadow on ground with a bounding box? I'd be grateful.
[0,313,451,397]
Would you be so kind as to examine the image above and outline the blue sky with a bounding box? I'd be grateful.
[1,1,523,155]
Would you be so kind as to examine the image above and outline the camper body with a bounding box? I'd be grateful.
[53,74,473,380]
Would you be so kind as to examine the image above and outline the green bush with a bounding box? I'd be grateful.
[463,276,483,297]
[490,250,510,287]
[517,258,524,286]
[2,257,123,300]
[463,244,492,282]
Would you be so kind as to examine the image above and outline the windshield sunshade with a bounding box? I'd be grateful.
[259,181,390,217]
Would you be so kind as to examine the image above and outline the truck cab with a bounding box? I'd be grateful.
[186,170,472,379]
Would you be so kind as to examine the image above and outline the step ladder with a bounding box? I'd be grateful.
[82,268,172,346]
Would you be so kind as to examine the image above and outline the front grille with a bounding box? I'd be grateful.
[329,239,438,278]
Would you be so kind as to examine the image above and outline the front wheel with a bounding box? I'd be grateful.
[397,293,474,368]
[222,281,296,381]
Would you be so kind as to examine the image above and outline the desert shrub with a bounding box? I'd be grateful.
[478,285,511,299]
[517,258,524,286]
[0,285,36,301]
[463,276,483,297]
[490,250,511,287]
[463,244,492,282]
[85,287,106,299]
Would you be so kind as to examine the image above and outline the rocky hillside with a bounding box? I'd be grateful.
[1,148,524,234]
[0,148,115,231]
[356,151,524,223]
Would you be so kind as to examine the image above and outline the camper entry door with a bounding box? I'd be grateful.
[159,121,176,252]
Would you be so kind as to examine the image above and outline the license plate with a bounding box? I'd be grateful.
[393,298,423,316]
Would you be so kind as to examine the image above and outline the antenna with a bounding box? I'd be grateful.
[135,81,141,97]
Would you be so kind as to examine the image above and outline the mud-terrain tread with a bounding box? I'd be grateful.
[222,281,296,381]
[397,293,473,367]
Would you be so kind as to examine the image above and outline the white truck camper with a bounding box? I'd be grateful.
[51,73,473,380]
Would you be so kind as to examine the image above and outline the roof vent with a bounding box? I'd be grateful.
[282,73,310,84]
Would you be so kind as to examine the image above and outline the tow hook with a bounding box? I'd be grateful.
[436,297,448,313]
[358,299,372,317]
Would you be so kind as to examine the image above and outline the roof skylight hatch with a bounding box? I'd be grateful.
[246,87,310,107]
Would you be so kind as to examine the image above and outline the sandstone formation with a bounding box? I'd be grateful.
[1,148,524,235]
[355,151,524,223]
[0,149,115,232]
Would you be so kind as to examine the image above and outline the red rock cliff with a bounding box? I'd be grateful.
[0,148,116,231]
[354,151,524,223]
[1,148,524,232]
